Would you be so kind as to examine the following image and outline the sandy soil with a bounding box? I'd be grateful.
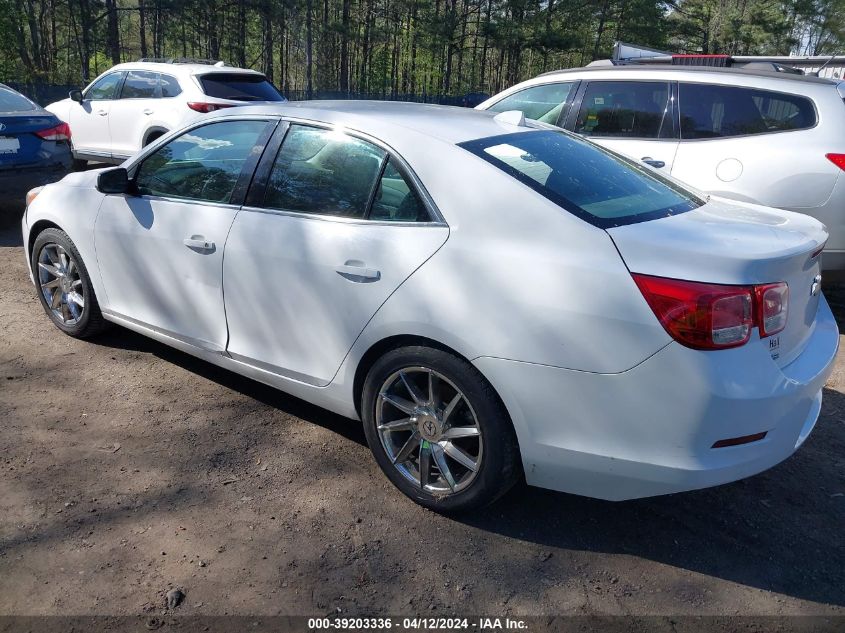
[1,219,844,618]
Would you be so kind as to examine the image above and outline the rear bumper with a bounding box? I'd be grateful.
[475,295,839,501]
[0,163,70,207]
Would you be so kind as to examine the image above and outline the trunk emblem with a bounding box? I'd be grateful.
[811,274,822,297]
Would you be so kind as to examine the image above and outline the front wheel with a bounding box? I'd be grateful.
[31,228,107,338]
[362,346,521,512]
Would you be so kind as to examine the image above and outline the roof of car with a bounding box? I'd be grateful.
[224,100,533,145]
[536,64,838,85]
[108,61,265,76]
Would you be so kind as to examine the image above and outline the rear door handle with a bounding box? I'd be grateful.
[96,110,108,116]
[336,262,380,282]
[183,236,215,251]
[142,109,154,115]
[641,157,665,169]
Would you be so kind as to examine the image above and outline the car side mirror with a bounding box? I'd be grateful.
[69,89,83,104]
[97,167,130,194]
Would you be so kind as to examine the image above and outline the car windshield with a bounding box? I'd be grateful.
[459,130,701,228]
[0,87,37,113]
[199,73,284,102]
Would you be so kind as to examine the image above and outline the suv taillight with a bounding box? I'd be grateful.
[633,274,788,350]
[826,153,845,170]
[35,122,71,141]
[187,102,235,113]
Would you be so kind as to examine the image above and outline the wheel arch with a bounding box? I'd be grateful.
[27,219,64,264]
[142,127,169,147]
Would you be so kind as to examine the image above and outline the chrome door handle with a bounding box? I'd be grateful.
[143,109,154,115]
[336,262,380,282]
[183,236,215,251]
[641,157,665,169]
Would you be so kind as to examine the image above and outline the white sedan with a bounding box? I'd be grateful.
[21,101,839,512]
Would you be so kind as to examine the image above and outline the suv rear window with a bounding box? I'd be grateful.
[198,73,284,102]
[460,130,701,228]
[679,84,816,139]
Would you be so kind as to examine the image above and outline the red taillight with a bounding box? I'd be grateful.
[826,153,845,171]
[35,122,71,141]
[755,282,789,337]
[187,102,235,113]
[633,274,788,350]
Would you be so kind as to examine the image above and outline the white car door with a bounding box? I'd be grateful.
[107,70,161,159]
[94,118,275,351]
[569,80,679,174]
[69,72,124,157]
[223,123,449,387]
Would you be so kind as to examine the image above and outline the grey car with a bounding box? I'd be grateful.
[477,65,845,270]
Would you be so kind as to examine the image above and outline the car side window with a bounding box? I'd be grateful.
[263,124,386,219]
[574,81,672,139]
[679,83,816,139]
[160,74,182,98]
[120,71,159,99]
[487,83,575,124]
[85,73,124,101]
[369,159,429,222]
[135,120,270,203]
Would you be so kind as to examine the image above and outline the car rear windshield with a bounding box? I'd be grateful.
[198,73,284,102]
[459,130,701,228]
[0,87,37,113]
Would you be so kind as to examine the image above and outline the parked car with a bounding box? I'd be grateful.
[45,59,285,168]
[0,83,71,213]
[22,102,837,511]
[477,65,845,270]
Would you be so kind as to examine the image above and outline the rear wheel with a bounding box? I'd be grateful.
[362,346,521,512]
[31,228,107,338]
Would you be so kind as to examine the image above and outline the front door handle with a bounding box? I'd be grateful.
[183,236,215,252]
[97,110,108,116]
[336,261,380,282]
[641,157,666,169]
[142,108,154,115]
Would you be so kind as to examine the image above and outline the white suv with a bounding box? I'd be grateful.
[478,66,845,270]
[46,59,285,167]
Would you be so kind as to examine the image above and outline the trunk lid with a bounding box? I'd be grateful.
[0,112,59,169]
[608,197,828,367]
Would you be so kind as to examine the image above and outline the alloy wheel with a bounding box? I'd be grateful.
[37,243,85,326]
[376,367,483,495]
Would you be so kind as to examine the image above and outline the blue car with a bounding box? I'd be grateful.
[0,83,72,213]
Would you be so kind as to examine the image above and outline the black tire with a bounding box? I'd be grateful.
[362,345,521,513]
[31,228,108,339]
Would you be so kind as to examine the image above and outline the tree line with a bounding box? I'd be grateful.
[1,0,843,97]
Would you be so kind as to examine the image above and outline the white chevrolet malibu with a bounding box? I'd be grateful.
[21,101,839,512]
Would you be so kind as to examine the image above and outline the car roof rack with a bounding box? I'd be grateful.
[137,58,228,67]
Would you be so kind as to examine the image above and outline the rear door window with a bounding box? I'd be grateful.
[120,71,160,99]
[263,124,386,219]
[85,73,124,100]
[487,82,576,124]
[199,73,284,102]
[679,83,816,138]
[574,81,673,139]
[369,159,429,222]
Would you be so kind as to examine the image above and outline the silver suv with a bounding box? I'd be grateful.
[478,66,845,270]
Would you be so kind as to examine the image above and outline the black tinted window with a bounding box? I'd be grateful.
[370,160,429,222]
[575,81,672,139]
[160,74,182,97]
[199,73,284,102]
[86,73,123,100]
[487,83,575,124]
[121,71,159,99]
[0,87,36,112]
[460,130,700,228]
[136,120,269,203]
[264,125,386,218]
[679,83,816,139]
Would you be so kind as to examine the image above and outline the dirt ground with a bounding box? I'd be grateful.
[1,214,844,618]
